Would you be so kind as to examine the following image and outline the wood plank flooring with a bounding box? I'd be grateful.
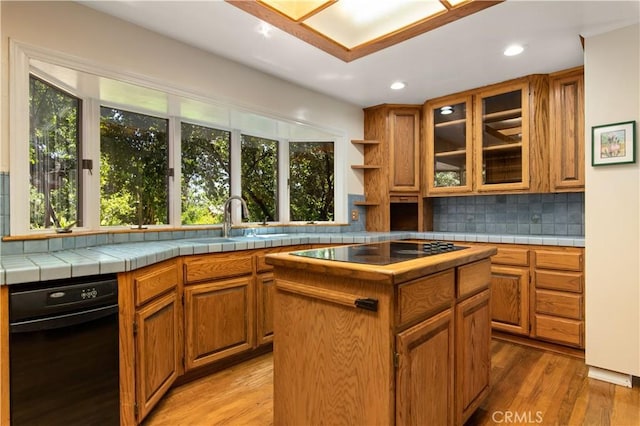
[143,340,640,426]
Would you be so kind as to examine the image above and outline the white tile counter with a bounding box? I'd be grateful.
[0,232,584,285]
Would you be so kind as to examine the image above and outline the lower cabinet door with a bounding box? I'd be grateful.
[456,289,491,425]
[490,265,530,335]
[396,308,454,426]
[256,273,275,346]
[135,290,180,422]
[184,276,254,371]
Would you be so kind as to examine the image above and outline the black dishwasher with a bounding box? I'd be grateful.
[9,275,120,426]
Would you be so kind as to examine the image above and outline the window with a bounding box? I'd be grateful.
[29,76,81,230]
[13,48,344,235]
[100,107,169,227]
[181,122,230,224]
[241,134,278,222]
[289,142,334,221]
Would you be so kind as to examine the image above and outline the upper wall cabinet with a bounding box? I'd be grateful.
[389,108,421,192]
[359,104,423,232]
[424,95,473,194]
[424,75,550,195]
[549,67,584,192]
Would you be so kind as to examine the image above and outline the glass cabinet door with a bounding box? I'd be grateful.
[475,82,530,191]
[424,96,473,194]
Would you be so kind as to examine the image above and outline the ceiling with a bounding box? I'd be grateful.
[80,1,639,107]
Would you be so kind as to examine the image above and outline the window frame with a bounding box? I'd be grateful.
[9,41,344,236]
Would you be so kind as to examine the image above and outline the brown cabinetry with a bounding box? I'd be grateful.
[532,248,584,348]
[489,247,530,335]
[270,247,495,425]
[358,104,424,231]
[183,252,254,371]
[549,67,584,191]
[119,258,182,425]
[424,75,551,195]
[396,308,454,425]
[455,289,491,425]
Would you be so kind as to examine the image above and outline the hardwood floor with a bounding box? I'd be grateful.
[144,340,640,426]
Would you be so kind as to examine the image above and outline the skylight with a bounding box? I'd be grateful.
[227,0,503,62]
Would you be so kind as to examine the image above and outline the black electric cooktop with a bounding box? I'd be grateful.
[291,241,468,265]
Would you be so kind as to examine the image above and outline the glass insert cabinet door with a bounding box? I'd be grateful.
[474,82,530,191]
[424,96,473,194]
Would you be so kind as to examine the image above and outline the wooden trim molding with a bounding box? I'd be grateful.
[226,0,503,62]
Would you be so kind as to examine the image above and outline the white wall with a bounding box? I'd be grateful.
[585,23,640,377]
[0,1,365,195]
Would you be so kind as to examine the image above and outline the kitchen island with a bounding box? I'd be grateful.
[266,241,497,426]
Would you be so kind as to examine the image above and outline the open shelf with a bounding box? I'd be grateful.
[351,139,380,145]
[351,165,381,170]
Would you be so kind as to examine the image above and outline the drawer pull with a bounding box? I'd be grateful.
[355,298,378,312]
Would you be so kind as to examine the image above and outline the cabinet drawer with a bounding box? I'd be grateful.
[535,249,583,271]
[491,247,529,267]
[184,253,253,283]
[398,269,454,327]
[536,270,583,293]
[457,259,491,299]
[535,290,582,320]
[134,260,179,307]
[534,314,583,347]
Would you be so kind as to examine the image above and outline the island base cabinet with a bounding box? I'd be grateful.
[396,309,455,426]
[456,289,491,425]
[273,275,393,426]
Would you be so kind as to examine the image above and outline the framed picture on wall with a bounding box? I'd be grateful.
[592,120,636,166]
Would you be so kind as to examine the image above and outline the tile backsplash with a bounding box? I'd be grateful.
[432,193,584,236]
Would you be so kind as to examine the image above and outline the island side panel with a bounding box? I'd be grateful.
[273,267,395,426]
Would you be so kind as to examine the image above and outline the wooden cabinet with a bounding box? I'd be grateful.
[424,95,473,194]
[424,75,550,195]
[455,289,491,425]
[358,104,424,232]
[183,252,254,371]
[119,258,182,425]
[549,67,584,191]
[134,290,181,420]
[489,247,530,336]
[270,246,495,426]
[256,272,275,346]
[389,108,421,192]
[532,247,584,348]
[396,309,454,426]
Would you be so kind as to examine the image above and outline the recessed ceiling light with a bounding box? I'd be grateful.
[440,106,453,115]
[390,81,406,90]
[504,44,524,56]
[257,22,273,38]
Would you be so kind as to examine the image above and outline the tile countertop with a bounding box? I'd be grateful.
[0,232,585,285]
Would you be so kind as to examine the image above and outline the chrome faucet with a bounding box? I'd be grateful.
[222,196,249,237]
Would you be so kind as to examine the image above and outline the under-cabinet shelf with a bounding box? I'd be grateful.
[351,165,381,170]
